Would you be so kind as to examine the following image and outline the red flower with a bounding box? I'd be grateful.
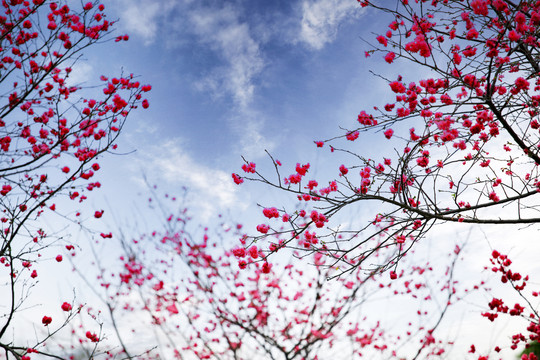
[232,247,246,258]
[384,52,395,64]
[261,262,271,274]
[508,30,520,42]
[248,245,259,259]
[346,131,359,141]
[489,191,499,202]
[262,207,279,219]
[241,162,256,173]
[376,35,388,47]
[42,316,52,326]
[232,173,243,185]
[1,185,12,196]
[389,81,406,93]
[86,331,99,342]
[285,173,301,184]
[61,302,72,311]
[166,303,179,314]
[466,28,478,40]
[256,224,269,234]
[416,156,429,168]
[295,163,310,176]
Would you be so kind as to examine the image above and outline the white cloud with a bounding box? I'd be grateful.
[65,61,93,86]
[115,0,177,44]
[188,4,264,109]
[184,4,272,156]
[297,0,363,50]
[229,108,275,158]
[138,139,242,219]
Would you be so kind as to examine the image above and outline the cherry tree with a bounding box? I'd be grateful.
[228,1,540,358]
[0,1,149,359]
[234,0,540,273]
[71,187,478,360]
[470,249,540,359]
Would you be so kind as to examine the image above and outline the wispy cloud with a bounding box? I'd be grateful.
[65,61,93,86]
[297,0,363,50]
[137,139,242,218]
[115,0,178,44]
[228,107,275,157]
[184,3,272,156]
[188,4,265,109]
[119,1,268,154]
[114,0,362,160]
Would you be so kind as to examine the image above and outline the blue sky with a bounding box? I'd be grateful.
[78,0,390,221]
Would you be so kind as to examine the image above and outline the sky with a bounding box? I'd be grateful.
[82,0,540,351]
[18,0,540,358]
[80,0,388,221]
